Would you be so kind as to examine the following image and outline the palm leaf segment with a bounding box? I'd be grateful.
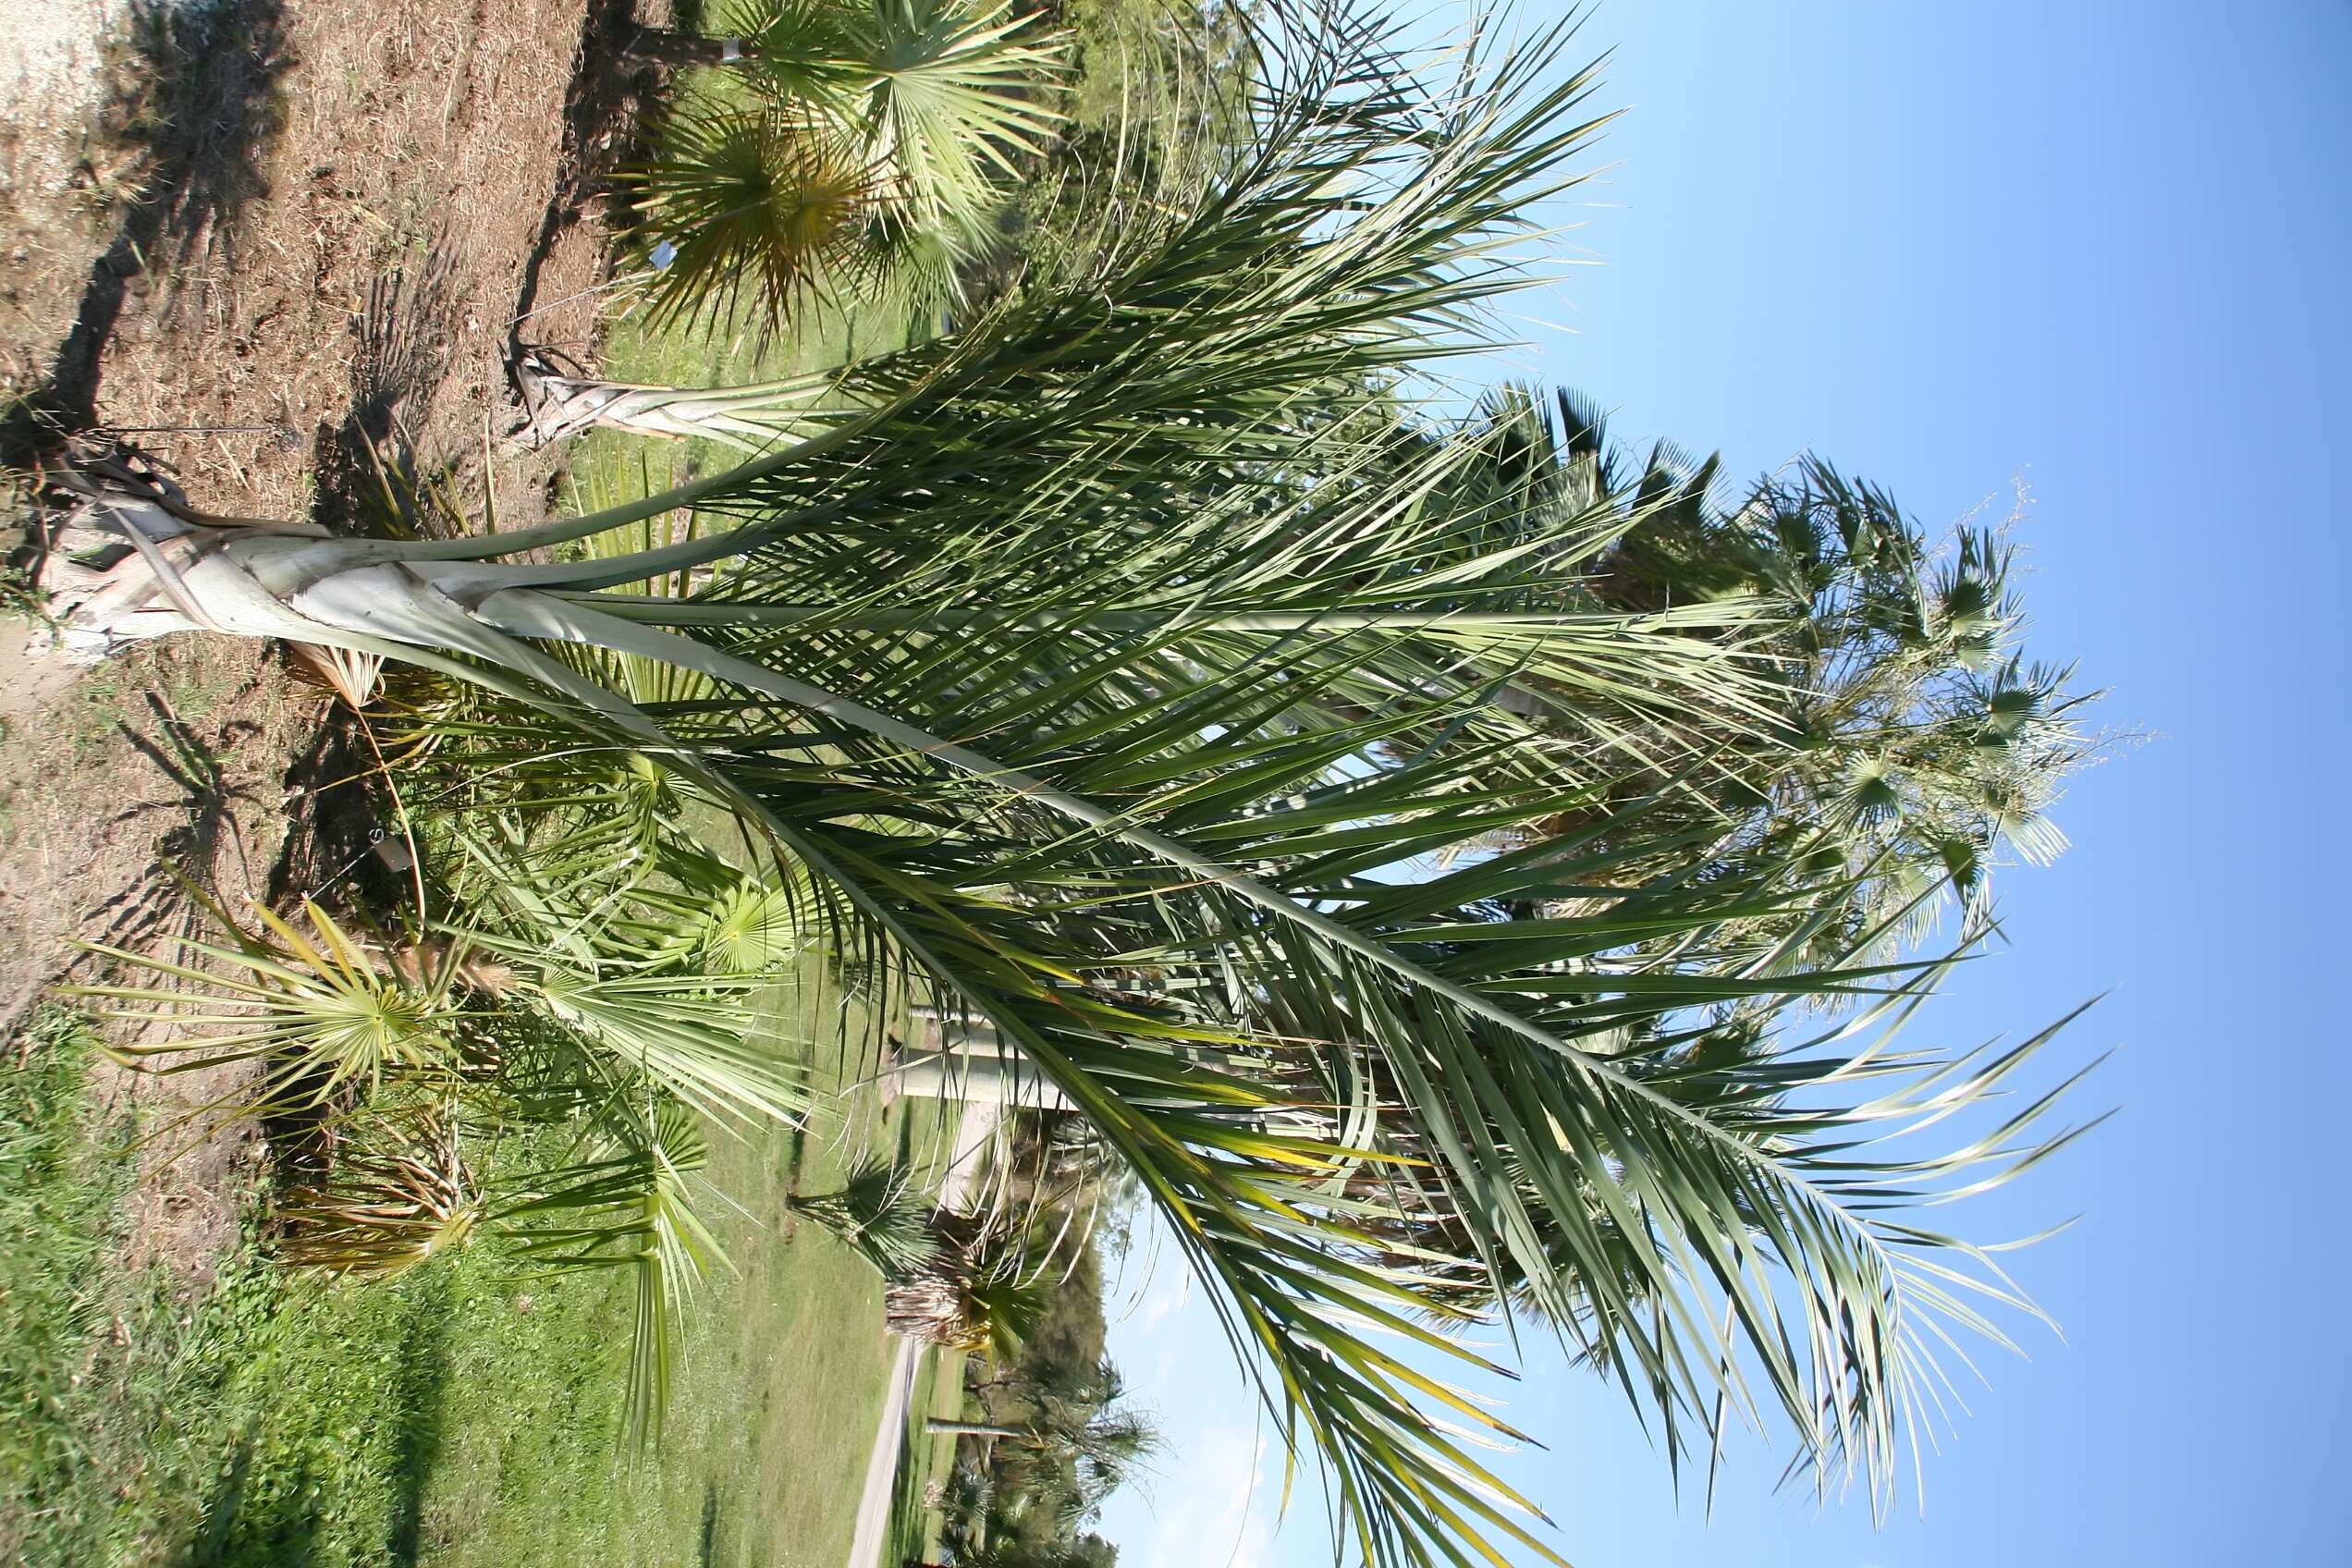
[123,8,2097,1563]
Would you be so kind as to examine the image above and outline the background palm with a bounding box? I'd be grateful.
[1410,384,2101,958]
[622,0,1070,332]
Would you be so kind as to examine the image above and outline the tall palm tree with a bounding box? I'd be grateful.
[34,9,2099,1564]
[928,1403,1158,1514]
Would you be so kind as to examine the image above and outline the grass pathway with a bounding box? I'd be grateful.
[846,1097,998,1568]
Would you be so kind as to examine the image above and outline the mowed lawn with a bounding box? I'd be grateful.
[418,962,954,1568]
[0,962,950,1568]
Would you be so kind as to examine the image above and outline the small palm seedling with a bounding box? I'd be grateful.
[68,894,472,1112]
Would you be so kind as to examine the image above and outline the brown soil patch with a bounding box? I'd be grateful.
[0,631,300,1285]
[0,0,648,1286]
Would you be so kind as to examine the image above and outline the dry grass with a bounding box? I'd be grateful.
[0,0,614,1300]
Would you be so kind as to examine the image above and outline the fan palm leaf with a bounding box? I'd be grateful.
[68,894,471,1111]
[855,0,1070,226]
[496,1097,729,1442]
[787,1156,953,1276]
[620,0,1067,331]
[624,102,875,335]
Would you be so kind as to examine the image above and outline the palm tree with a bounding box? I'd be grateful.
[943,1357,1157,1503]
[933,1363,1156,1561]
[617,0,1070,331]
[35,10,2101,1564]
[1403,384,2100,956]
[783,1157,1045,1347]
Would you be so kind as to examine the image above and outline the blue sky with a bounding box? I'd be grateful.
[1094,3,2352,1565]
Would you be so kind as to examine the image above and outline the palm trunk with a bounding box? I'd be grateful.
[925,1418,1028,1439]
[619,29,760,69]
[510,352,833,450]
[883,1274,988,1348]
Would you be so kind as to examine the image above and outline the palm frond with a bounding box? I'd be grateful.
[435,819,810,1127]
[625,102,874,335]
[787,1156,951,1275]
[496,1097,730,1442]
[855,0,1071,227]
[68,896,470,1110]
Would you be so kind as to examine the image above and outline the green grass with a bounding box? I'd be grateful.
[419,965,953,1568]
[888,1344,969,1567]
[0,962,952,1568]
[0,1006,520,1568]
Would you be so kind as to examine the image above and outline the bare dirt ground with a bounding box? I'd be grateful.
[0,0,653,1284]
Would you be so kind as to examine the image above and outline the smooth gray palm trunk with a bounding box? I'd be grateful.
[925,1419,1028,1440]
[43,476,574,666]
[510,353,830,450]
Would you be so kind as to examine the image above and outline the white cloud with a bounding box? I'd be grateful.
[1143,1423,1276,1568]
[1135,1258,1194,1335]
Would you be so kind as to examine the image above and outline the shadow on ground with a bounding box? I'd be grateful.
[507,0,669,366]
[4,0,295,467]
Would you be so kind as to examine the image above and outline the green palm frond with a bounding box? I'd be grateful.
[69,896,470,1110]
[960,1243,1055,1354]
[435,822,809,1127]
[625,0,1066,331]
[855,0,1070,226]
[623,863,808,974]
[625,102,874,334]
[496,1098,729,1442]
[787,1156,951,1275]
[836,202,984,322]
[723,0,874,114]
[693,876,805,974]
